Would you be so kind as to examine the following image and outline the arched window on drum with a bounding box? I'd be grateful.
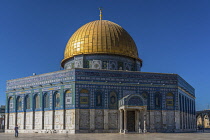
[109,91,118,109]
[34,94,40,110]
[54,92,60,108]
[16,96,22,111]
[142,92,150,109]
[166,93,174,109]
[25,95,30,110]
[65,90,72,109]
[154,92,162,109]
[79,89,89,108]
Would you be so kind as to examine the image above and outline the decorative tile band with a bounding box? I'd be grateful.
[7,70,75,90]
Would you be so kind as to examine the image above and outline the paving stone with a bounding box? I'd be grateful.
[1,132,210,140]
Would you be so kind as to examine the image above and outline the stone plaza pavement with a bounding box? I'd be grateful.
[0,132,210,140]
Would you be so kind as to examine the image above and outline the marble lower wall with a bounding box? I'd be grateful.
[76,109,119,133]
[5,110,76,134]
[5,113,16,130]
[148,110,196,132]
[5,109,196,133]
[65,109,75,130]
[34,111,42,130]
[54,110,64,130]
[17,112,24,129]
[25,112,33,130]
[44,111,53,130]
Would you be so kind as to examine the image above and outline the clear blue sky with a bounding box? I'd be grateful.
[0,0,209,110]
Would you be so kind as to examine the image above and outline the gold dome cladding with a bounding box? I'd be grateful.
[61,20,141,67]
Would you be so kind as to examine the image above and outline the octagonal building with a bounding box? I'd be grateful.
[5,18,196,133]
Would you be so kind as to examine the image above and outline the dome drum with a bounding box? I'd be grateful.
[64,54,141,71]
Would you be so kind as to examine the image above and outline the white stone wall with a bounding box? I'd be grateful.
[90,109,95,130]
[34,111,42,130]
[95,110,104,129]
[17,112,24,129]
[44,111,53,129]
[104,110,108,130]
[65,109,75,130]
[79,109,90,129]
[54,110,64,130]
[149,111,155,131]
[76,109,119,132]
[162,111,167,130]
[25,112,33,129]
[146,111,150,130]
[148,110,196,132]
[5,113,8,129]
[166,111,175,131]
[7,113,15,130]
[175,111,180,130]
[108,110,118,129]
[149,110,176,132]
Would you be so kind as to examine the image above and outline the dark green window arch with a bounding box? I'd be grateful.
[25,95,30,110]
[43,93,49,108]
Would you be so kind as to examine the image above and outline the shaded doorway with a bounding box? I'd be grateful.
[127,111,135,132]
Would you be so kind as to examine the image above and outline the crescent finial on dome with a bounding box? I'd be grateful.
[99,7,103,20]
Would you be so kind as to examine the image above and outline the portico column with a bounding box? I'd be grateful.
[120,109,123,133]
[124,109,127,133]
[137,109,142,133]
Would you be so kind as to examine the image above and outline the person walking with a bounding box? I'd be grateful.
[14,125,18,137]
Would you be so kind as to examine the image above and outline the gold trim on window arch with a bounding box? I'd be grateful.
[65,90,71,94]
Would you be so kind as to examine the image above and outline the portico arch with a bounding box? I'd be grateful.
[119,94,147,133]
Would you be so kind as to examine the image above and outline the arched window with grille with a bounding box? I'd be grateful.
[109,91,118,109]
[34,94,40,109]
[25,95,30,110]
[79,89,89,108]
[166,93,174,109]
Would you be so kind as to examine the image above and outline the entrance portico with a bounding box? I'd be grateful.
[119,94,147,133]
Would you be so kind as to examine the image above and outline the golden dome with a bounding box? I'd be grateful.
[61,20,141,67]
